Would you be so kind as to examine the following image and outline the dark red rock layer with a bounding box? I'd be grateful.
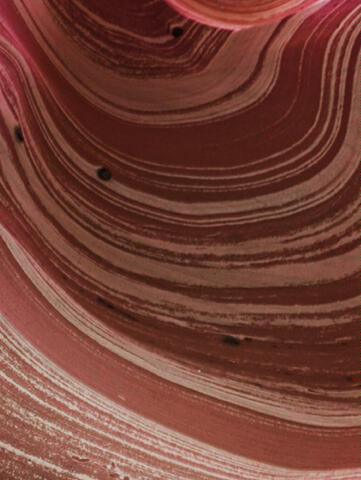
[0,0,359,479]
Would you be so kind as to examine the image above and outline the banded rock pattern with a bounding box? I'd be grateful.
[165,0,331,29]
[0,0,360,479]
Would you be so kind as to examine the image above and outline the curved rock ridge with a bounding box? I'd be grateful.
[0,0,360,479]
[165,0,331,29]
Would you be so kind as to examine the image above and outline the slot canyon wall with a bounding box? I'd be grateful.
[0,0,359,479]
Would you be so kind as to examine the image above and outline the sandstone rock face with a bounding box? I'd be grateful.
[0,1,359,479]
[165,0,331,29]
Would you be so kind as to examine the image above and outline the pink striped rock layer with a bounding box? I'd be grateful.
[165,0,330,29]
[0,1,359,479]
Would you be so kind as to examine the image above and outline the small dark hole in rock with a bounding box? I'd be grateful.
[171,26,183,38]
[272,344,278,348]
[96,297,115,310]
[345,376,353,382]
[244,337,253,342]
[14,125,24,142]
[97,167,112,181]
[222,335,240,346]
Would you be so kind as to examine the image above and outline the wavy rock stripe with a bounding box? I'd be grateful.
[0,0,360,479]
[164,0,331,30]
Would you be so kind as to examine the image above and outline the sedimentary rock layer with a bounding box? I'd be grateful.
[0,0,359,479]
[165,0,330,29]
